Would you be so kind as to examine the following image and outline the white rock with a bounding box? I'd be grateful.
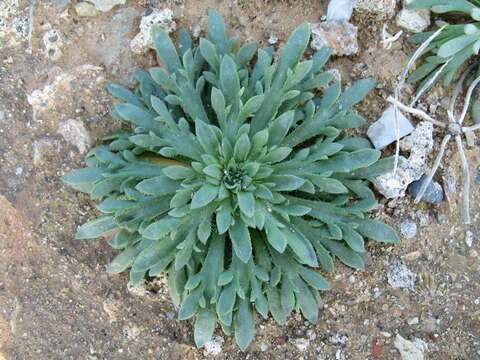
[388,262,417,289]
[260,343,269,351]
[204,336,224,356]
[327,0,353,22]
[268,34,278,44]
[367,106,415,150]
[375,159,422,198]
[407,317,419,325]
[87,0,126,12]
[130,8,176,54]
[400,220,417,239]
[373,121,433,199]
[465,230,474,247]
[396,8,430,33]
[33,139,53,166]
[353,0,397,19]
[75,2,99,17]
[294,338,310,352]
[394,334,427,360]
[59,119,91,154]
[311,21,358,56]
[43,29,63,61]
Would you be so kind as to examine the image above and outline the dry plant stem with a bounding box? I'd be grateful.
[455,135,471,224]
[386,97,447,128]
[465,123,480,131]
[414,134,451,204]
[413,59,452,106]
[391,26,446,174]
[459,72,480,125]
[448,64,475,122]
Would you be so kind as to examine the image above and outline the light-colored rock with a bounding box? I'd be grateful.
[33,139,54,166]
[27,65,104,112]
[204,336,224,355]
[75,2,99,17]
[367,106,415,150]
[130,8,176,54]
[374,121,434,199]
[0,0,29,45]
[353,0,397,19]
[388,262,417,289]
[327,0,353,22]
[59,119,91,154]
[268,34,278,44]
[407,317,419,325]
[87,0,126,12]
[294,338,310,352]
[400,220,417,239]
[394,334,427,360]
[465,230,474,247]
[396,8,431,33]
[311,21,358,56]
[94,7,139,82]
[42,29,63,61]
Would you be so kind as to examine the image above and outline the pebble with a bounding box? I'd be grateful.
[476,171,480,185]
[407,317,419,325]
[0,111,4,121]
[408,175,444,204]
[15,167,23,175]
[58,119,91,154]
[130,8,176,54]
[327,0,353,22]
[75,2,99,17]
[260,343,269,351]
[396,0,431,33]
[294,338,310,352]
[310,21,358,56]
[353,0,397,19]
[268,34,278,45]
[87,0,126,12]
[400,220,417,239]
[204,336,224,355]
[465,231,474,247]
[436,213,446,224]
[388,262,417,289]
[42,29,63,61]
[367,106,415,150]
[394,334,427,360]
[166,311,175,320]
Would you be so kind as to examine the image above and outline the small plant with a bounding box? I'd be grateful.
[408,0,480,89]
[63,10,399,350]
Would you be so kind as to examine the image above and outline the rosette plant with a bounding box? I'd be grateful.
[63,10,399,350]
[408,0,480,88]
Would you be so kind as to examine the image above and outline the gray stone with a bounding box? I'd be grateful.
[0,110,4,121]
[400,220,417,239]
[130,8,176,54]
[87,0,126,12]
[388,262,417,289]
[396,8,431,33]
[59,119,91,154]
[465,231,474,247]
[268,34,278,44]
[94,7,139,82]
[327,0,353,22]
[353,0,397,19]
[367,106,415,150]
[408,175,444,204]
[310,21,358,56]
[374,121,434,199]
[476,171,480,185]
[42,29,63,61]
[75,2,99,17]
[394,334,427,360]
